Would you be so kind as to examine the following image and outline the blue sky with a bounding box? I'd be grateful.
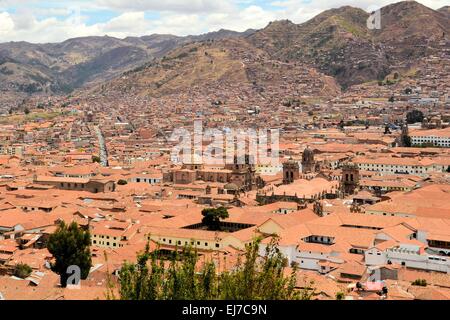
[0,0,447,43]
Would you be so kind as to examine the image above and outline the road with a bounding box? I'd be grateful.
[95,126,108,167]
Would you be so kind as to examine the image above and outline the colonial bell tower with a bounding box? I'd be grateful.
[341,162,360,196]
[301,146,315,173]
[283,158,299,184]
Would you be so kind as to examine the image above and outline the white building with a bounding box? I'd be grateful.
[353,156,450,177]
[365,243,450,273]
[410,128,450,147]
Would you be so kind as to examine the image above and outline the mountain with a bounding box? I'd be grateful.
[0,1,448,105]
[91,37,341,99]
[438,6,450,18]
[0,29,255,104]
[247,7,383,88]
[373,1,449,62]
[247,1,449,88]
[89,0,450,97]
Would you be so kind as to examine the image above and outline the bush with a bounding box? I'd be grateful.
[406,110,424,124]
[92,156,101,163]
[412,279,427,286]
[14,263,32,279]
[113,237,314,300]
[117,179,128,185]
[336,291,345,300]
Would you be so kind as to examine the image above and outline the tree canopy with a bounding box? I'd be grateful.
[117,179,128,185]
[47,221,92,287]
[14,263,32,279]
[402,134,412,147]
[114,237,314,300]
[201,207,229,231]
[406,109,424,124]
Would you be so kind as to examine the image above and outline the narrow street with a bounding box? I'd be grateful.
[95,126,108,167]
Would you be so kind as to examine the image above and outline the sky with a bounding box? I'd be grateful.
[0,0,448,43]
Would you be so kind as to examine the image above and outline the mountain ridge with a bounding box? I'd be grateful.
[0,1,448,106]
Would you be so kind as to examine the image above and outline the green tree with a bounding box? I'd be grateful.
[217,238,308,300]
[24,107,30,115]
[117,179,128,185]
[201,207,229,231]
[388,95,395,103]
[406,109,424,124]
[47,221,92,287]
[402,134,412,147]
[336,291,345,300]
[92,155,101,163]
[115,237,313,300]
[14,263,32,279]
[412,279,427,286]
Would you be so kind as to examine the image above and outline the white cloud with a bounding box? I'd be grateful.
[0,0,448,43]
[103,12,147,34]
[0,12,14,35]
[95,0,234,14]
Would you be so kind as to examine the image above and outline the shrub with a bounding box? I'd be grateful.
[14,263,32,279]
[412,279,427,286]
[114,237,314,300]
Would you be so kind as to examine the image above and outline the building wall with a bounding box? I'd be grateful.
[149,235,222,251]
[365,246,450,273]
[258,220,283,235]
[365,248,388,265]
[411,135,450,147]
[91,233,124,248]
[355,162,448,176]
[129,177,161,185]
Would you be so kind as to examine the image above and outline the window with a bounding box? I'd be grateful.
[215,243,220,248]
